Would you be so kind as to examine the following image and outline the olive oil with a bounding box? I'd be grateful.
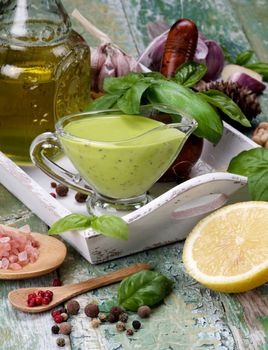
[0,2,91,164]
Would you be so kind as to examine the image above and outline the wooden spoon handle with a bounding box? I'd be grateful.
[8,263,153,313]
[58,263,152,300]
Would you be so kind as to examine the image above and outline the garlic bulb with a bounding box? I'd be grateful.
[91,43,143,92]
[72,9,147,92]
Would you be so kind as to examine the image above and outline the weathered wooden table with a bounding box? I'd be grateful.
[1,0,268,349]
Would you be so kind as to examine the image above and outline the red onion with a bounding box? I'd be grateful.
[229,72,266,93]
[222,64,265,93]
[201,40,225,81]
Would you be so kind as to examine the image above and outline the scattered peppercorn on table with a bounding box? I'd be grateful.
[1,0,268,349]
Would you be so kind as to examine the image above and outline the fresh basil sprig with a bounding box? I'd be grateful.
[118,270,173,311]
[147,80,223,143]
[87,71,223,144]
[235,50,254,66]
[173,61,207,87]
[198,90,251,127]
[48,213,128,240]
[228,148,268,201]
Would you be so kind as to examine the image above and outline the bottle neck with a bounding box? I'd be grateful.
[0,0,71,46]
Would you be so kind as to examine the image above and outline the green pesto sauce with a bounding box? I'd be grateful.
[60,114,186,199]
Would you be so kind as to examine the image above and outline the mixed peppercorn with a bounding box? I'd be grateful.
[49,298,152,347]
[49,182,88,203]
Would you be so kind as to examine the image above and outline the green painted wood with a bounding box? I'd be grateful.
[62,0,138,56]
[1,0,268,349]
[0,185,70,350]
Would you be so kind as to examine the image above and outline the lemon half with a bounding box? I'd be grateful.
[182,201,268,293]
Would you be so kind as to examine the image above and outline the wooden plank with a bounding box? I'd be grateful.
[62,0,139,56]
[59,244,241,350]
[1,0,268,349]
[229,0,268,62]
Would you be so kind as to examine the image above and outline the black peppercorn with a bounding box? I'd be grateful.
[132,320,141,330]
[56,184,69,197]
[75,192,88,203]
[51,181,57,188]
[51,325,59,334]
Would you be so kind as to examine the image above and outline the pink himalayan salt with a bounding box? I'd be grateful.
[0,224,40,270]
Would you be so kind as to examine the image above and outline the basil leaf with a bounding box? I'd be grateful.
[117,81,151,114]
[91,215,128,240]
[227,148,268,177]
[235,50,254,66]
[248,170,268,201]
[245,62,268,81]
[147,80,223,143]
[227,148,268,201]
[103,73,143,93]
[142,72,167,81]
[198,90,251,127]
[86,93,122,111]
[118,270,173,311]
[48,214,93,234]
[173,62,207,87]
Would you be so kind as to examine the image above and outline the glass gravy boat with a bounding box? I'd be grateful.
[30,105,197,215]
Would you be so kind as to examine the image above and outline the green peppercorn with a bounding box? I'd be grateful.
[56,337,65,347]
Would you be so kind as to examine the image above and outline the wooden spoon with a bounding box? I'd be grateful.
[8,263,152,313]
[0,233,67,280]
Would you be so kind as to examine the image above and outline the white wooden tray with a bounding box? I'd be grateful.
[0,122,257,264]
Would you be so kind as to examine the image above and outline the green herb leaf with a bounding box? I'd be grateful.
[91,215,128,240]
[147,80,223,143]
[142,72,167,81]
[48,213,93,234]
[245,62,268,81]
[198,90,251,127]
[248,170,268,201]
[227,148,268,201]
[173,61,207,87]
[235,50,254,66]
[103,73,143,93]
[117,81,151,114]
[48,213,128,240]
[118,270,173,311]
[86,93,122,111]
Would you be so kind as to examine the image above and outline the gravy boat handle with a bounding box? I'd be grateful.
[30,132,93,195]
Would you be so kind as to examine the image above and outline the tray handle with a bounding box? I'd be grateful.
[171,193,229,219]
